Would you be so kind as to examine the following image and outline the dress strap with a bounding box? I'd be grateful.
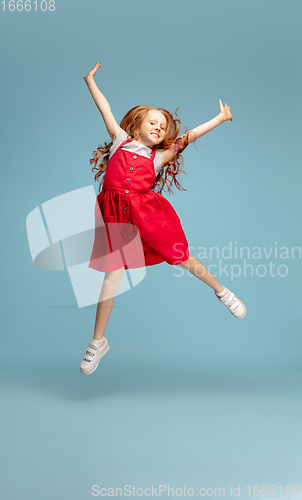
[150,148,157,161]
[119,139,132,149]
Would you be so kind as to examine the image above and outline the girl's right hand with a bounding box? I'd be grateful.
[83,62,102,83]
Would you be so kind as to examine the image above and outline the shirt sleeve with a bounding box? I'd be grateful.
[154,149,164,176]
[109,129,128,159]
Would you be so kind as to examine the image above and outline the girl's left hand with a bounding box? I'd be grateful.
[218,99,232,121]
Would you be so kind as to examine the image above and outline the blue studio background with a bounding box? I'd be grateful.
[1,0,302,499]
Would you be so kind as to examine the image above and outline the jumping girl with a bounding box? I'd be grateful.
[80,62,246,375]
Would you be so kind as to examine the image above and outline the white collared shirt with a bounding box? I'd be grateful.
[109,129,164,176]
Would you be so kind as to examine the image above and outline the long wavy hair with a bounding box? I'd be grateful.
[89,105,194,195]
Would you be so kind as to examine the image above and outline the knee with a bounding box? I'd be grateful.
[177,254,192,266]
[103,279,119,291]
[101,280,121,300]
[103,270,124,292]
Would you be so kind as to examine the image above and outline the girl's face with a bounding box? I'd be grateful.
[135,110,167,148]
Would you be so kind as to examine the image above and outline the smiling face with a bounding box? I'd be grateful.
[135,110,167,148]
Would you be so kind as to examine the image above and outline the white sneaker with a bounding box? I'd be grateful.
[80,338,109,375]
[214,287,247,319]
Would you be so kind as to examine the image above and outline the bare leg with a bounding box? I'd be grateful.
[177,255,224,293]
[93,267,125,341]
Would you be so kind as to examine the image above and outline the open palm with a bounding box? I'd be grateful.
[84,62,102,83]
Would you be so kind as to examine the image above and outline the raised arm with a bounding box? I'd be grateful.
[161,99,232,167]
[189,99,232,140]
[84,63,122,141]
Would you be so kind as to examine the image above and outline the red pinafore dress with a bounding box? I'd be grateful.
[89,131,190,272]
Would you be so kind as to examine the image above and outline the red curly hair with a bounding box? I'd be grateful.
[90,105,194,195]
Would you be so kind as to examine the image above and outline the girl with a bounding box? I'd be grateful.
[80,62,246,375]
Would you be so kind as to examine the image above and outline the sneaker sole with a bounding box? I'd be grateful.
[80,344,110,375]
[234,300,247,319]
[229,296,246,319]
